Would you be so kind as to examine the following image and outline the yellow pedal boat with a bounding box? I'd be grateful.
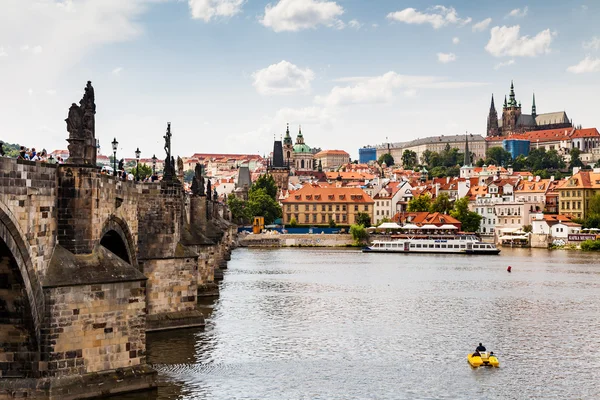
[468,352,499,367]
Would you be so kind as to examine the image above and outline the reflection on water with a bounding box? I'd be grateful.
[124,248,600,400]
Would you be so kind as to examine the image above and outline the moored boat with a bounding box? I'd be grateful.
[362,235,500,255]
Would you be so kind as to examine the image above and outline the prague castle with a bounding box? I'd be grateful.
[487,81,572,137]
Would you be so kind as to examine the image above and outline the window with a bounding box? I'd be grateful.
[287,205,291,211]
[342,205,347,211]
[322,205,326,211]
[578,201,581,209]
[313,214,317,223]
[354,205,359,211]
[321,214,326,223]
[286,213,291,221]
[305,205,309,211]
[328,205,333,211]
[335,205,340,211]
[364,205,368,211]
[342,215,347,222]
[305,214,309,223]
[313,204,317,211]
[377,210,380,215]
[294,204,299,211]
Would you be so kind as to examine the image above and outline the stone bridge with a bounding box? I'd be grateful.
[0,84,236,399]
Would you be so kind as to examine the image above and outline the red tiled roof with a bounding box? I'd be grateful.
[282,185,374,204]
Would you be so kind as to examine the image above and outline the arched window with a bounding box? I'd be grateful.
[287,151,291,159]
[301,159,305,169]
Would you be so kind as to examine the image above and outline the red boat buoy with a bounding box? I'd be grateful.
[507,266,512,273]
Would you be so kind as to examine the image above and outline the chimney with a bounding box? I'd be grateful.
[550,176,555,182]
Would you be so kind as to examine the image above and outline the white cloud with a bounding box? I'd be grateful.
[386,6,471,29]
[452,37,460,44]
[315,72,486,107]
[260,0,344,32]
[472,17,491,32]
[437,52,456,63]
[506,6,528,18]
[252,60,315,95]
[485,25,554,57]
[494,59,515,70]
[583,36,600,51]
[112,67,123,75]
[348,19,362,30]
[567,56,600,74]
[188,0,244,22]
[372,23,379,28]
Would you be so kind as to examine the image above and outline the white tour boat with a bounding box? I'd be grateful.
[362,235,500,255]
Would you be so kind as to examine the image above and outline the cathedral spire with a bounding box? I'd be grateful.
[464,133,471,166]
[532,93,537,118]
[487,94,499,137]
[509,80,516,107]
[503,95,507,109]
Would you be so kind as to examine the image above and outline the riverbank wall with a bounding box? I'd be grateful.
[239,233,354,247]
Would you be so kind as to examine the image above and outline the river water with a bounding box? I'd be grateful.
[127,248,600,400]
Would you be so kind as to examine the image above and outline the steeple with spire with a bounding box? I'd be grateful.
[487,94,499,137]
[282,123,293,165]
[509,80,517,107]
[531,93,537,118]
[464,133,471,166]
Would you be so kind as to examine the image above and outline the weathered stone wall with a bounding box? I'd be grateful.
[41,279,147,377]
[142,257,197,315]
[240,233,353,247]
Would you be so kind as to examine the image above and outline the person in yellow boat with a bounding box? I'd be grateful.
[475,343,486,352]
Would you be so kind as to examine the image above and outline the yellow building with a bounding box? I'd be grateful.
[314,150,350,171]
[557,171,600,219]
[281,185,374,225]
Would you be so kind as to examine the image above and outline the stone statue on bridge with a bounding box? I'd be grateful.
[162,122,176,181]
[206,179,212,201]
[65,81,97,165]
[191,163,205,196]
[177,156,184,181]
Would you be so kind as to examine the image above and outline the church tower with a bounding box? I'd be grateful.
[501,81,522,135]
[486,94,499,137]
[282,123,293,166]
[531,93,537,119]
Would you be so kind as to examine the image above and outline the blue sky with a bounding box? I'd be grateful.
[1,0,599,160]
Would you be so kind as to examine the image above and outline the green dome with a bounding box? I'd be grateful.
[293,144,311,153]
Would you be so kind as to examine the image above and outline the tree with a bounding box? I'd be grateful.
[329,219,337,228]
[512,154,527,171]
[421,150,435,167]
[569,147,584,169]
[485,147,512,167]
[588,194,600,216]
[408,194,432,212]
[183,170,195,183]
[129,163,152,180]
[356,212,371,227]
[450,196,482,233]
[401,150,418,170]
[350,224,369,244]
[378,153,394,167]
[522,224,533,233]
[430,166,447,178]
[227,194,250,225]
[446,166,460,177]
[431,193,453,214]
[289,217,298,228]
[475,158,485,167]
[250,174,278,200]
[247,188,282,225]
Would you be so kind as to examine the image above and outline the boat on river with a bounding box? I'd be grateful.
[362,235,500,255]
[467,352,500,367]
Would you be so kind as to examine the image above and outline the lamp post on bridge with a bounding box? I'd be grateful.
[152,154,157,176]
[135,147,141,181]
[111,138,118,176]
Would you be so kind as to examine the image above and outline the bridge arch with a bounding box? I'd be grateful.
[0,204,42,377]
[99,216,138,269]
